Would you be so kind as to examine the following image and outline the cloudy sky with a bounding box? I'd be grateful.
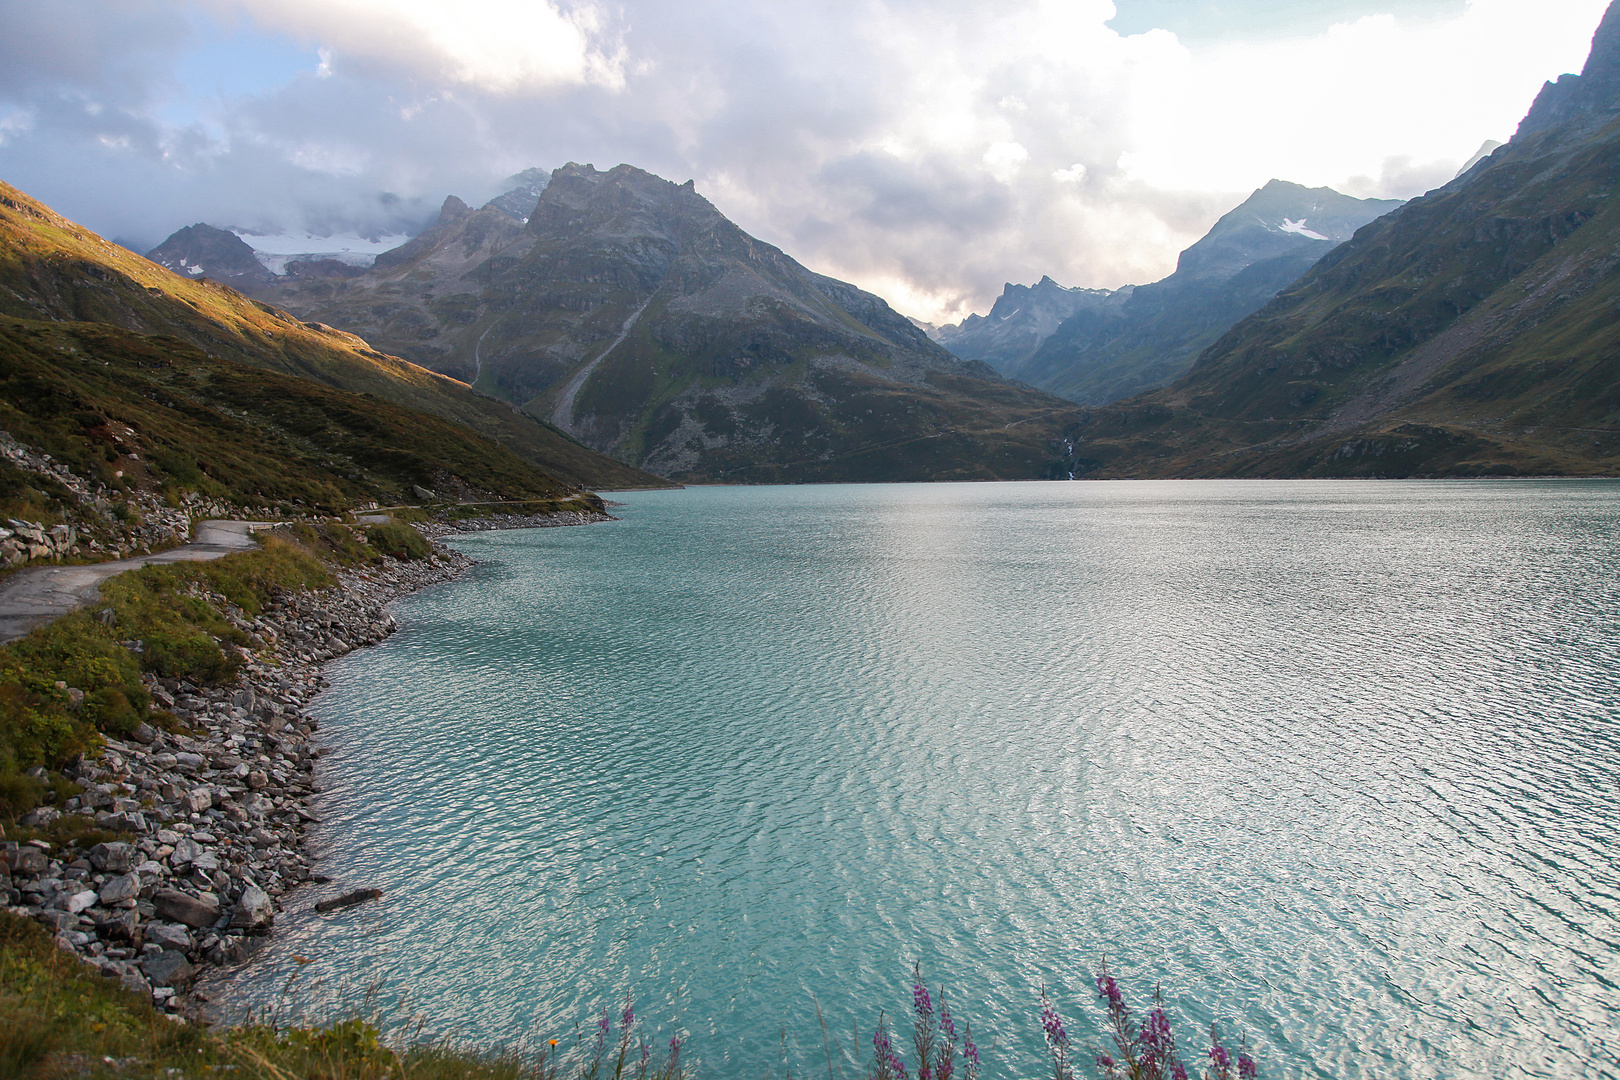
[0,0,1608,323]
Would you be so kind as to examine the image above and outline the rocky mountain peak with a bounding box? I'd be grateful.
[436,195,471,225]
[1174,181,1401,279]
[1516,0,1620,138]
[524,162,725,244]
[482,167,552,220]
[145,223,271,285]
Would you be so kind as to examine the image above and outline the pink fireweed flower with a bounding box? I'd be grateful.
[913,980,934,1021]
[1040,993,1068,1048]
[1095,973,1124,1011]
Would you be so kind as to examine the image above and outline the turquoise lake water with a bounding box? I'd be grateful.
[214,480,1620,1079]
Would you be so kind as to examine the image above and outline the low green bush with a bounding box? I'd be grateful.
[365,522,431,561]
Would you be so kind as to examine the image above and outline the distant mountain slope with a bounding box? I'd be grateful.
[255,163,1080,483]
[1055,1,1620,479]
[145,224,273,289]
[0,180,668,491]
[1023,181,1401,405]
[932,276,1128,381]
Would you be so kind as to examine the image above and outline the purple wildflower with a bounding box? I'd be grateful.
[872,1012,907,1080]
[940,1001,957,1042]
[1208,1025,1233,1079]
[1040,995,1068,1048]
[1238,1053,1258,1080]
[913,980,934,1021]
[621,1000,635,1030]
[1095,973,1123,1011]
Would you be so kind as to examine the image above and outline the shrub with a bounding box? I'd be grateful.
[366,522,431,561]
[82,687,140,736]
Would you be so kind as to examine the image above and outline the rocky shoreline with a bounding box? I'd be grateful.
[1,506,625,1021]
[2,542,475,1018]
[415,506,615,538]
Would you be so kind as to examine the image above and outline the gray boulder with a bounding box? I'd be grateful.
[89,842,137,873]
[151,889,219,929]
[97,872,141,905]
[230,884,274,930]
[142,950,194,987]
[144,922,193,951]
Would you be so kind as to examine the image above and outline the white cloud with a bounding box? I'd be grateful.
[0,0,1612,325]
[210,0,625,92]
[1115,0,1609,196]
[983,142,1030,183]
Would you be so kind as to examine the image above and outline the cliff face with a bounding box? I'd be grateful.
[1516,1,1620,138]
[254,163,1081,483]
[1051,0,1620,479]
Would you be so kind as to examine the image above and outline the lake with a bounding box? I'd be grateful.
[213,480,1620,1079]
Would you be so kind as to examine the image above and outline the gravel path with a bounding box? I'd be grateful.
[0,521,278,645]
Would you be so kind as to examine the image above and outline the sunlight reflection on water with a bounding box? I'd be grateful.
[212,480,1620,1080]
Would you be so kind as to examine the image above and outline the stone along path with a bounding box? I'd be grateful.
[0,521,279,645]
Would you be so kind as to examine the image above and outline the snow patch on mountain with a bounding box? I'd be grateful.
[236,231,412,274]
[1278,218,1330,241]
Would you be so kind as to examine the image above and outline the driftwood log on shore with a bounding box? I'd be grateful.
[313,887,383,913]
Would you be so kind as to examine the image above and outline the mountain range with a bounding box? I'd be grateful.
[1052,0,1620,478]
[935,181,1402,405]
[83,0,1620,486]
[0,180,665,494]
[228,163,1079,483]
[930,276,1129,382]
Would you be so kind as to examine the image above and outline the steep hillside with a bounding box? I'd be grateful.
[255,163,1081,483]
[0,181,668,491]
[1053,2,1620,479]
[0,314,585,515]
[1023,181,1401,405]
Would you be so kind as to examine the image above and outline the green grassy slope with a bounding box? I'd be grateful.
[0,181,671,491]
[1050,111,1620,478]
[0,315,587,512]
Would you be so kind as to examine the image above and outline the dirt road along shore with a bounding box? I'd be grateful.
[0,521,280,645]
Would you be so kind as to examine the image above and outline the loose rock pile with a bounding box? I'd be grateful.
[0,519,85,564]
[0,430,195,561]
[2,544,473,1016]
[416,507,614,538]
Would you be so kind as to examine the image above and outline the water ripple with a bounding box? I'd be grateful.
[213,480,1620,1079]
